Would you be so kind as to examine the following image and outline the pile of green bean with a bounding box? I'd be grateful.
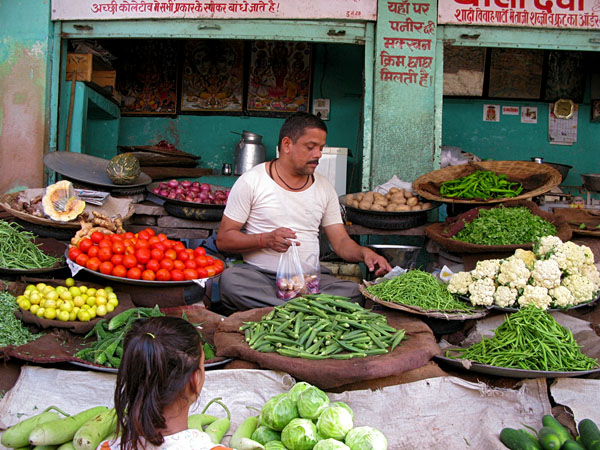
[240,294,406,359]
[366,269,478,312]
[0,220,62,269]
[439,170,523,200]
[448,306,599,371]
[0,291,42,347]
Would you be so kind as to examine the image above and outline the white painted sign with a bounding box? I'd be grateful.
[51,0,377,21]
[438,0,600,29]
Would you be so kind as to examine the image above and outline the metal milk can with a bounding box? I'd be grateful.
[233,130,266,175]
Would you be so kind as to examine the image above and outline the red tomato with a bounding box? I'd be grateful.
[148,236,161,247]
[99,261,114,275]
[136,263,145,271]
[150,248,164,261]
[157,233,168,242]
[185,259,197,270]
[165,249,177,261]
[97,247,112,262]
[160,258,174,271]
[183,268,199,280]
[205,266,216,277]
[176,250,190,262]
[142,269,156,281]
[75,253,89,267]
[195,256,208,268]
[162,240,174,250]
[112,264,127,278]
[111,254,124,266]
[79,238,93,253]
[127,267,142,280]
[173,259,186,271]
[173,241,186,252]
[124,232,135,240]
[206,256,214,265]
[123,254,137,269]
[137,230,151,241]
[197,267,208,278]
[86,257,101,272]
[213,262,223,275]
[146,259,160,272]
[170,270,185,281]
[155,268,171,281]
[143,228,156,237]
[194,246,206,257]
[112,241,125,255]
[98,239,113,249]
[134,239,150,250]
[125,246,136,255]
[110,233,123,241]
[87,246,99,258]
[135,248,151,264]
[68,247,82,261]
[151,242,166,252]
[90,231,105,244]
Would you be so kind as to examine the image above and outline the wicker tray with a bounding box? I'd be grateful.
[425,200,572,254]
[359,282,489,320]
[413,161,562,204]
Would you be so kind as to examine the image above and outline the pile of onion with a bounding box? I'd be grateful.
[152,180,230,205]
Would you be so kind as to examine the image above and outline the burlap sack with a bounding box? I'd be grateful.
[214,307,440,390]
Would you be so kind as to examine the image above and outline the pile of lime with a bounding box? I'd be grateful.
[16,278,119,322]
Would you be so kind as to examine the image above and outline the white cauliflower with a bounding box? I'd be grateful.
[448,271,473,295]
[580,263,600,291]
[530,259,562,289]
[497,256,530,289]
[550,241,587,275]
[549,286,575,308]
[494,286,518,308]
[471,259,501,280]
[468,277,496,306]
[562,274,596,305]
[518,285,552,310]
[534,235,563,258]
[581,245,595,265]
[514,248,537,269]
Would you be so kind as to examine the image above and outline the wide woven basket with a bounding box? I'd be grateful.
[413,161,562,204]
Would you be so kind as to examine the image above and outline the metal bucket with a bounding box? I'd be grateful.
[581,173,600,192]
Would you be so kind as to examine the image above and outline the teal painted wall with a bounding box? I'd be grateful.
[442,96,600,188]
[112,43,366,192]
[0,0,52,192]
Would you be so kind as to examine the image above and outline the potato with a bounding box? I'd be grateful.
[406,197,419,206]
[356,193,364,202]
[351,200,360,208]
[385,203,396,212]
[370,203,385,211]
[388,187,400,195]
[344,194,355,205]
[411,205,422,211]
[404,190,415,198]
[422,202,432,210]
[374,198,388,207]
[385,192,393,200]
[359,200,373,210]
[396,205,411,211]
[391,194,406,204]
[373,192,385,200]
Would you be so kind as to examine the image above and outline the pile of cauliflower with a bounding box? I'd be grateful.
[448,235,600,310]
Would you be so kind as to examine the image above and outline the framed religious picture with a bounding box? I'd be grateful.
[246,41,312,115]
[592,100,600,123]
[180,40,244,113]
[116,39,178,115]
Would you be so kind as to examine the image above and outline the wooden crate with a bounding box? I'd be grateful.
[66,53,115,88]
[91,70,116,89]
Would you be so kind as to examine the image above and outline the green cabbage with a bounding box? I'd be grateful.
[317,406,354,440]
[297,386,330,420]
[288,381,313,402]
[260,393,299,431]
[313,438,351,450]
[281,418,319,450]
[331,402,354,419]
[344,426,387,450]
[252,425,282,445]
[265,441,288,450]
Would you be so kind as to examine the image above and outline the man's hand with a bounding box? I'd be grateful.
[363,247,392,277]
[264,227,299,253]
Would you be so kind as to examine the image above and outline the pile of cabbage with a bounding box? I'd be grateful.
[254,381,387,450]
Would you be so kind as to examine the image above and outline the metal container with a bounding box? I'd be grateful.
[234,130,266,175]
[367,244,422,269]
[581,173,600,192]
[529,158,572,182]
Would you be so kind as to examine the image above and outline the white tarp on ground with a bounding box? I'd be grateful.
[0,366,552,450]
[551,378,600,426]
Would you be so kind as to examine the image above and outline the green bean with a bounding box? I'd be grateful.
[0,220,62,269]
[366,269,478,312]
[440,170,523,200]
[447,306,598,371]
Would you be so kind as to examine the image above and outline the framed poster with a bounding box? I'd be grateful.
[180,40,244,113]
[116,40,178,115]
[487,49,543,100]
[592,100,600,123]
[246,41,312,115]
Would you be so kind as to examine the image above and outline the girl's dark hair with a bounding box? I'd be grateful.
[278,111,327,150]
[114,316,203,450]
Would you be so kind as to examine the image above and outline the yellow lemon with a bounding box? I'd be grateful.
[45,290,59,301]
[96,296,108,306]
[43,285,55,295]
[43,308,57,320]
[87,308,97,319]
[69,286,81,297]
[30,304,40,315]
[86,296,97,307]
[107,292,118,301]
[73,296,85,307]
[29,292,41,305]
[57,310,70,322]
[106,303,115,313]
[69,311,77,321]
[55,286,67,294]
[60,301,73,312]
[60,291,73,301]
[36,307,46,318]
[16,295,27,303]
[65,277,75,287]
[77,310,91,322]
[87,288,97,296]
[19,299,31,311]
[96,289,107,298]
[79,285,88,294]
[23,290,31,298]
[81,304,90,311]
[108,298,119,308]
[104,286,114,293]
[36,283,47,291]
[44,299,57,310]
[25,284,35,292]
[96,305,108,316]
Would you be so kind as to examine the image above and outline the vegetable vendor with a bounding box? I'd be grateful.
[216,112,391,311]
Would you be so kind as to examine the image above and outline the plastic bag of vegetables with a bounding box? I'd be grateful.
[276,242,320,299]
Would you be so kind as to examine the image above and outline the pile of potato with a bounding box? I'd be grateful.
[344,188,432,212]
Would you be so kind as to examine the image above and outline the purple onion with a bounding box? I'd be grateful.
[168,179,179,188]
[181,180,192,188]
[167,192,177,199]
[153,187,161,194]
[192,181,200,188]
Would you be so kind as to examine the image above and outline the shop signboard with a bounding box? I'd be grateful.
[51,0,377,21]
[438,0,600,30]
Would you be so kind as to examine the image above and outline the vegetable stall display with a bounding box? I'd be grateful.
[447,306,598,372]
[448,236,600,309]
[439,170,523,200]
[241,294,405,359]
[0,220,63,270]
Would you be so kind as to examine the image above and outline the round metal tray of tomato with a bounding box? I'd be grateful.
[67,227,224,285]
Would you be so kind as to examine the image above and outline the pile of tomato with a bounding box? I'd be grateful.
[68,228,224,281]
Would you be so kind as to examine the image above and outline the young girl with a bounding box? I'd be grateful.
[98,316,231,450]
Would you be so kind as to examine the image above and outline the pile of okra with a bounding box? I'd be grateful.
[240,294,406,359]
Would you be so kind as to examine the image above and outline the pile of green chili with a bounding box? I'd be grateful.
[440,170,523,200]
[452,206,557,245]
[365,269,477,312]
[0,291,42,347]
[448,306,598,371]
[0,220,62,269]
